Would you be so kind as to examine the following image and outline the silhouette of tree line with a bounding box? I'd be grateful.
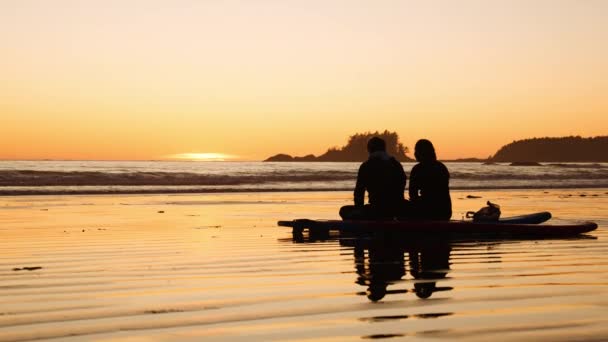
[265,134,608,163]
[490,136,608,162]
[265,130,413,162]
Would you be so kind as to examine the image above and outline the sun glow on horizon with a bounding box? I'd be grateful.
[168,153,238,161]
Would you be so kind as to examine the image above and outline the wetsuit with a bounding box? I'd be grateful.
[340,152,406,220]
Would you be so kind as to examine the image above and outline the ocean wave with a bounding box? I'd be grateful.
[0,170,356,186]
[1,182,608,196]
[2,169,608,188]
[449,171,608,180]
[545,163,607,169]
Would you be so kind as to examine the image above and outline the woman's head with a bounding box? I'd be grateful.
[414,139,437,162]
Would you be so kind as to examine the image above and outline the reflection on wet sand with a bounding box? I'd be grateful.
[285,228,600,305]
[344,235,453,301]
[288,229,455,302]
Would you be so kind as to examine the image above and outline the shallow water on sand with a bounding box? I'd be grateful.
[1,190,607,341]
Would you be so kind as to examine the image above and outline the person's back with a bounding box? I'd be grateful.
[340,137,406,220]
[409,139,452,220]
[355,152,405,214]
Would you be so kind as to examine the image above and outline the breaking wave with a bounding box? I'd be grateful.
[449,171,608,180]
[1,161,607,195]
[2,169,608,186]
[0,170,355,186]
[546,163,607,169]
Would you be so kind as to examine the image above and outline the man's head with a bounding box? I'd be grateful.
[414,139,437,162]
[367,137,386,153]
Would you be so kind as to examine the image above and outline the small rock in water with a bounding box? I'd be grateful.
[467,195,482,199]
[510,161,541,166]
[144,309,183,314]
[194,225,221,229]
[82,229,85,232]
[13,266,43,271]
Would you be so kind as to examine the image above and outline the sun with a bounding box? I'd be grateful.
[168,153,237,161]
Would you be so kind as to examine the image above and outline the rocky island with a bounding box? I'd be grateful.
[489,136,608,163]
[265,131,413,162]
[265,134,608,163]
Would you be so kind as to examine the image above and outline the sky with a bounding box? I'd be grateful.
[1,0,607,161]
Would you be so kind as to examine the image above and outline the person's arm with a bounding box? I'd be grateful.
[354,163,366,206]
[408,165,420,201]
[397,160,406,194]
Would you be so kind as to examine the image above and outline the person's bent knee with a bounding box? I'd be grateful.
[339,205,357,220]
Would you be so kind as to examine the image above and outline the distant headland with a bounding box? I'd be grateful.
[489,136,608,163]
[265,131,413,162]
[265,134,608,163]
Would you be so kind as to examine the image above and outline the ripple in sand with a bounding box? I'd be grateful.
[143,309,184,314]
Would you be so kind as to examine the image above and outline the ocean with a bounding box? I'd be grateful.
[1,160,608,195]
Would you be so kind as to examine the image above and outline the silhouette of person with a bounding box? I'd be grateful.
[353,243,407,302]
[408,242,451,299]
[349,236,452,302]
[409,139,452,220]
[340,137,407,220]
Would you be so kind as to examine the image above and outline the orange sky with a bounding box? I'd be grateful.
[1,1,607,161]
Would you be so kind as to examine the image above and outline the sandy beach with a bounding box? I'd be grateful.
[0,189,607,341]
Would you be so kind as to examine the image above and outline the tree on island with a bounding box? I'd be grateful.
[490,136,608,162]
[265,130,413,162]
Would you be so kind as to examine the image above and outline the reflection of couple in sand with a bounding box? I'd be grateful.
[340,138,452,221]
[348,238,452,302]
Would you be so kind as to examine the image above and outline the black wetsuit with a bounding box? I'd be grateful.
[408,160,452,220]
[340,152,406,220]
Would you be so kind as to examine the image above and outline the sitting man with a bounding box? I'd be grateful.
[339,137,407,220]
[408,139,452,220]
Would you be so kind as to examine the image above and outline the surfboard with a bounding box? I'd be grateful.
[278,215,597,237]
[487,211,551,224]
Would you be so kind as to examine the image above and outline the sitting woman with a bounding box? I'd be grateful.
[408,139,452,220]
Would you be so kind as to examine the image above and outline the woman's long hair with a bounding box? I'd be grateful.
[414,139,437,163]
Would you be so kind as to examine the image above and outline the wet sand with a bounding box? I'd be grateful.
[1,190,607,341]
